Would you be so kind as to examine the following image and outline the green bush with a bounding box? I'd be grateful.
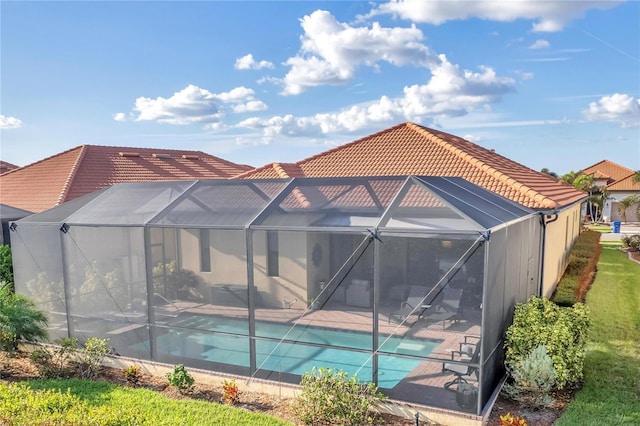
[0,382,147,426]
[294,367,387,426]
[166,364,194,394]
[29,337,79,378]
[0,284,48,352]
[503,345,557,408]
[78,337,112,379]
[621,234,640,251]
[505,296,590,388]
[0,245,13,290]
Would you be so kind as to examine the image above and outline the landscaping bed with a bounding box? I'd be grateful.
[0,351,426,426]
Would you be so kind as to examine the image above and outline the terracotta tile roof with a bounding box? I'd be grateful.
[0,145,252,213]
[0,161,18,175]
[237,122,586,209]
[606,173,640,191]
[580,160,635,184]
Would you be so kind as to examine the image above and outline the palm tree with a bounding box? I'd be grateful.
[561,171,578,185]
[574,174,598,221]
[0,284,48,352]
[618,194,640,223]
[632,170,640,185]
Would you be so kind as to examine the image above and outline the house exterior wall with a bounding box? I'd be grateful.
[252,230,308,309]
[609,200,640,222]
[541,203,582,298]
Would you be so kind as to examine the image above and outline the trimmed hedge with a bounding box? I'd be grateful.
[552,230,601,306]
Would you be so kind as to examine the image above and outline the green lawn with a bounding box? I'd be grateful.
[2,379,292,426]
[558,244,640,425]
[584,224,612,233]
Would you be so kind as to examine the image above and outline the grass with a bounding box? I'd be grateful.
[557,243,640,425]
[584,224,612,233]
[4,378,292,426]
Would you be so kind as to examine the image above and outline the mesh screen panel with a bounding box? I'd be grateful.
[12,224,68,339]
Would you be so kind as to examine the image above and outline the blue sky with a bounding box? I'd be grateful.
[1,1,639,175]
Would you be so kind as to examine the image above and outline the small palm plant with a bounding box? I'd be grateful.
[0,284,48,353]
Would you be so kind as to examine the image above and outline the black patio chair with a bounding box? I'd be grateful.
[443,336,480,390]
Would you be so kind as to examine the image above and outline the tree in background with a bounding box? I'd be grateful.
[540,168,559,178]
[633,170,640,184]
[561,171,578,185]
[573,174,598,221]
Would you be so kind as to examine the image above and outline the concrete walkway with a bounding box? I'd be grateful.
[599,222,640,241]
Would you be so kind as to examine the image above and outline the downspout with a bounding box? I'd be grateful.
[538,211,558,296]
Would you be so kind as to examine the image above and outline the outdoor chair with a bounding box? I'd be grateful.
[443,336,480,391]
[388,285,440,324]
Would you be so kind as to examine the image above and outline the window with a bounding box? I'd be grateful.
[267,231,279,277]
[199,229,211,272]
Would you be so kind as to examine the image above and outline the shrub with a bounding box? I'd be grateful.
[78,337,112,379]
[29,337,78,378]
[500,412,528,426]
[0,245,13,291]
[505,296,589,388]
[123,364,143,387]
[503,345,557,408]
[294,367,387,426]
[0,284,48,352]
[166,364,194,394]
[621,234,640,251]
[222,378,241,405]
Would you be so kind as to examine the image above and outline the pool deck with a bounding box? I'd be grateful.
[164,299,481,413]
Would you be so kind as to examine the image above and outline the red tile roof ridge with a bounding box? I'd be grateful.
[408,123,557,209]
[581,159,634,174]
[58,145,88,205]
[0,145,84,176]
[297,122,413,165]
[272,163,292,178]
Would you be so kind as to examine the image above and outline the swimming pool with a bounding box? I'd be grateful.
[137,314,440,388]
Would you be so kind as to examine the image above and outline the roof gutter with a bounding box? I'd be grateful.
[538,210,559,296]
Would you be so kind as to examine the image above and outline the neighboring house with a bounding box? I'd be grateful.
[0,161,18,175]
[0,145,253,213]
[0,203,32,245]
[237,122,587,297]
[579,160,640,222]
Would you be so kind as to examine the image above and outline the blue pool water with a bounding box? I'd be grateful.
[136,315,440,388]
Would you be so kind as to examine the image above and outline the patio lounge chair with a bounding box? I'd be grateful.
[443,336,480,390]
[388,285,440,324]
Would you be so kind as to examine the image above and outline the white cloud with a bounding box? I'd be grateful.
[129,85,221,125]
[365,0,622,32]
[281,10,437,95]
[233,100,268,113]
[117,84,267,125]
[584,93,640,127]
[239,54,515,140]
[399,54,515,119]
[113,112,127,122]
[213,86,255,103]
[0,114,23,129]
[235,54,274,70]
[529,39,550,49]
